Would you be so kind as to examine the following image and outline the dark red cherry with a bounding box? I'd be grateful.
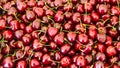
[64,12,72,19]
[26,10,35,21]
[69,64,78,68]
[16,60,27,68]
[111,6,120,16]
[20,23,26,30]
[106,46,117,57]
[54,10,64,23]
[64,20,72,30]
[25,25,33,34]
[102,14,110,20]
[76,55,87,67]
[32,19,41,30]
[9,20,19,31]
[67,31,76,42]
[30,58,40,68]
[63,3,73,11]
[96,43,105,53]
[60,44,71,54]
[94,61,104,68]
[105,36,112,46]
[85,54,93,64]
[50,41,57,50]
[8,7,17,16]
[108,28,118,38]
[97,4,108,14]
[22,34,32,45]
[91,11,100,22]
[33,7,44,18]
[27,0,36,7]
[96,52,106,61]
[110,16,118,26]
[47,27,58,38]
[37,1,44,7]
[17,1,27,12]
[78,34,89,44]
[82,14,91,24]
[42,54,52,65]
[45,9,54,16]
[75,24,85,33]
[0,19,6,30]
[72,12,80,23]
[32,39,43,51]
[54,32,64,45]
[116,42,120,52]
[31,31,39,39]
[84,3,93,12]
[34,51,43,60]
[97,33,106,43]
[54,52,62,61]
[2,57,13,68]
[14,30,24,40]
[60,56,71,67]
[3,30,13,41]
[76,4,84,13]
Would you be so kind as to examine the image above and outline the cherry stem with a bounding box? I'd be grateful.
[64,38,72,45]
[48,16,56,27]
[14,13,22,23]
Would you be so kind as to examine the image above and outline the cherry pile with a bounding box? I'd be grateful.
[0,0,120,68]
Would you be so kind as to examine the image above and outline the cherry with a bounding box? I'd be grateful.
[26,10,35,21]
[95,52,106,61]
[64,20,72,30]
[40,35,49,43]
[64,12,72,20]
[33,7,44,18]
[97,33,106,43]
[72,12,80,23]
[0,19,6,30]
[17,1,27,12]
[22,34,32,45]
[34,51,43,60]
[47,27,58,38]
[54,10,64,23]
[75,24,86,33]
[15,41,24,49]
[14,30,24,40]
[105,36,112,46]
[96,43,105,53]
[31,31,39,39]
[32,39,43,51]
[102,14,110,20]
[108,28,118,38]
[67,31,76,42]
[77,34,89,44]
[32,19,41,30]
[16,60,27,68]
[63,3,73,11]
[20,23,26,30]
[116,42,120,52]
[27,0,36,7]
[54,32,64,45]
[3,30,13,41]
[109,56,118,63]
[85,54,93,64]
[2,57,14,68]
[91,11,100,22]
[110,16,118,26]
[94,61,104,68]
[54,52,62,61]
[82,14,91,24]
[42,54,52,65]
[45,9,54,16]
[25,25,33,34]
[97,4,108,15]
[76,55,87,67]
[76,4,84,13]
[60,44,71,54]
[111,6,120,16]
[84,3,93,12]
[69,64,78,68]
[8,7,17,16]
[37,1,45,7]
[30,58,40,68]
[60,56,71,67]
[54,0,63,7]
[50,41,57,50]
[106,46,117,57]
[9,20,19,31]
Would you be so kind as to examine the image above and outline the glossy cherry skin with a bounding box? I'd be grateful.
[34,51,43,60]
[67,32,76,42]
[32,19,41,30]
[110,6,120,16]
[20,23,26,30]
[47,27,58,38]
[31,31,39,39]
[9,20,19,31]
[69,64,78,68]
[94,61,104,68]
[22,34,32,45]
[45,9,54,16]
[64,20,72,30]
[85,54,92,64]
[97,4,108,14]
[78,34,89,44]
[72,12,80,23]
[105,36,112,46]
[76,55,87,67]
[32,39,43,51]
[54,10,64,23]
[30,58,40,68]
[110,16,118,26]
[27,0,36,7]
[2,57,13,68]
[96,43,105,53]
[60,56,71,67]
[17,1,27,12]
[84,3,93,12]
[26,10,35,21]
[60,44,71,54]
[75,24,85,33]
[116,42,120,52]
[0,19,6,30]
[7,7,17,16]
[95,52,106,61]
[102,14,110,20]
[14,30,24,40]
[54,32,64,45]
[76,4,84,13]
[15,41,24,49]
[91,11,100,22]
[50,41,57,50]
[54,52,62,61]
[82,14,91,24]
[16,60,27,68]
[42,54,52,65]
[108,28,118,38]
[25,25,33,34]
[37,1,45,7]
[33,7,44,18]
[97,33,106,43]
[106,46,117,57]
[3,30,13,41]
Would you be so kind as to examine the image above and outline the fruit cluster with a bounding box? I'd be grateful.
[0,0,120,68]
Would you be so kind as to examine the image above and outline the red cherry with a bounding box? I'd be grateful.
[3,30,13,41]
[14,30,24,40]
[33,7,44,18]
[32,19,41,30]
[94,61,104,68]
[54,32,64,45]
[2,57,13,68]
[17,1,27,12]
[26,10,35,21]
[54,10,64,23]
[60,44,71,54]
[78,34,89,44]
[82,14,91,24]
[42,54,52,65]
[9,20,19,31]
[30,58,40,68]
[32,39,43,51]
[67,31,76,42]
[97,4,108,14]
[0,19,6,30]
[60,56,71,67]
[96,43,105,53]
[22,34,32,45]
[106,46,117,57]
[16,60,27,68]
[47,27,58,38]
[76,55,87,67]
